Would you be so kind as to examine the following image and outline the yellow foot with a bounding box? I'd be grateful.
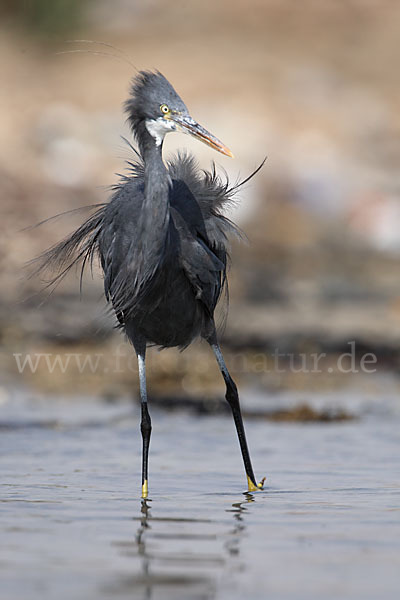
[247,475,266,492]
[141,479,148,499]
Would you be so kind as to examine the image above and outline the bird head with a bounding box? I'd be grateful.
[125,70,233,157]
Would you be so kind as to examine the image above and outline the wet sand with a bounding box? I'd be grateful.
[1,389,399,600]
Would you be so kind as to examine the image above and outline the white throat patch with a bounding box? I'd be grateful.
[145,117,176,146]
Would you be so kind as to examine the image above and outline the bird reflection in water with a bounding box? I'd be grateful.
[135,499,152,600]
[224,493,255,558]
[111,492,258,600]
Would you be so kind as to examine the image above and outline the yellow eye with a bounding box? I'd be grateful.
[160,104,170,115]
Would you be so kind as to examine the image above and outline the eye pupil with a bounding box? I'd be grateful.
[161,104,169,114]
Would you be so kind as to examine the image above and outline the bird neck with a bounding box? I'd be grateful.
[134,122,170,280]
[136,122,171,202]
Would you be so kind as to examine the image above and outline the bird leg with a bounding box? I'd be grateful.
[209,340,265,492]
[137,348,152,499]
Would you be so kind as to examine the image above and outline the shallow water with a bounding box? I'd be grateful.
[1,389,400,600]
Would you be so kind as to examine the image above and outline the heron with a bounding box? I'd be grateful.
[39,70,265,498]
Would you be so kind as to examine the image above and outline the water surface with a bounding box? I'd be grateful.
[1,389,399,599]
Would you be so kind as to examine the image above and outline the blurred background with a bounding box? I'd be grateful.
[1,0,400,408]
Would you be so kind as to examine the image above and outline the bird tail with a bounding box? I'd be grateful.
[31,205,106,294]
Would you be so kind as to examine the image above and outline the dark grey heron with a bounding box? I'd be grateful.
[39,70,265,498]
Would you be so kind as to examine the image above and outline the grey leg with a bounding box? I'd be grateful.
[136,346,152,498]
[209,339,264,492]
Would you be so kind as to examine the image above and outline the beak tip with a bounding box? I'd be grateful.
[221,146,234,158]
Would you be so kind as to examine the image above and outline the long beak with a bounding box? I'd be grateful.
[171,114,234,158]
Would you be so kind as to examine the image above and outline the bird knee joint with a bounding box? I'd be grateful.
[141,418,152,436]
[225,384,239,406]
